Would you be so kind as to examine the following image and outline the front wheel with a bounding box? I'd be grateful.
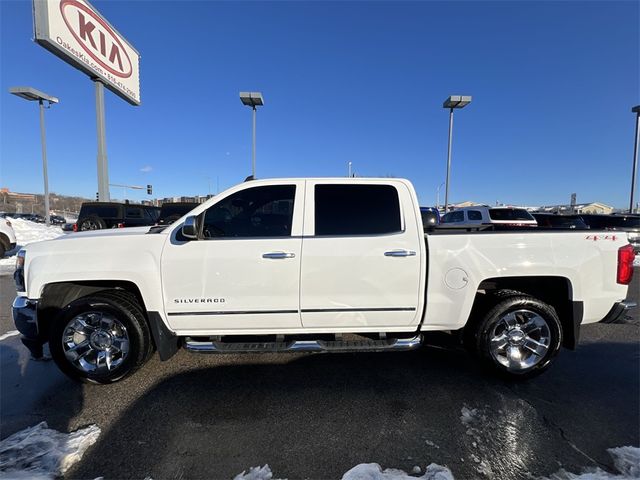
[469,294,562,378]
[49,291,153,384]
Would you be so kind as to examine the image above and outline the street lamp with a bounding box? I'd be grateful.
[442,95,472,213]
[9,86,59,226]
[239,92,264,179]
[630,105,640,214]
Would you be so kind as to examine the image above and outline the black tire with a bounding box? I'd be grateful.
[49,291,153,384]
[0,243,5,258]
[78,216,106,231]
[468,294,562,379]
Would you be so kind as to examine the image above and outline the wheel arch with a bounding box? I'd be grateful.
[37,280,179,360]
[470,275,581,349]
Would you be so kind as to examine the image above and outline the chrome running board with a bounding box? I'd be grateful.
[185,335,423,354]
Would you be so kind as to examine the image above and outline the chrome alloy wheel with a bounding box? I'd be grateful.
[62,311,130,374]
[489,309,551,372]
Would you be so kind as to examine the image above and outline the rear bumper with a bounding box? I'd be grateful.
[600,300,637,324]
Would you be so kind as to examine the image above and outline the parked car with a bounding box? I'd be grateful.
[74,202,160,231]
[420,207,440,231]
[157,202,199,225]
[12,178,634,383]
[579,214,640,252]
[441,206,537,229]
[532,213,589,230]
[9,213,39,222]
[0,218,17,257]
[49,215,67,225]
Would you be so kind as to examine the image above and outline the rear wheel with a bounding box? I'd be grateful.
[49,291,153,384]
[468,294,562,378]
[78,216,106,231]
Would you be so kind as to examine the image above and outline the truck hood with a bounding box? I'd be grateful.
[24,226,167,255]
[63,226,156,239]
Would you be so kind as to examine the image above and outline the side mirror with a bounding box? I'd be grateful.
[182,215,198,239]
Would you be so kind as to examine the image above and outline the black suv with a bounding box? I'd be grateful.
[579,214,640,253]
[157,202,199,225]
[532,213,589,229]
[75,202,160,231]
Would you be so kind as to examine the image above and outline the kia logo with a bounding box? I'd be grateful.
[60,0,132,78]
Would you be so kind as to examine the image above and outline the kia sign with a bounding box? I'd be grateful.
[33,0,140,105]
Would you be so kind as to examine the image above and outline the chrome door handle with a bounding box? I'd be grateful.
[384,249,416,257]
[262,252,296,259]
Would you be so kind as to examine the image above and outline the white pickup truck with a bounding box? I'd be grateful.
[12,178,636,383]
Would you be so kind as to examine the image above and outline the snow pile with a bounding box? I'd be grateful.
[0,218,64,274]
[341,463,454,480]
[459,406,479,426]
[232,463,454,480]
[542,446,640,480]
[0,422,100,480]
[634,255,640,267]
[234,464,279,480]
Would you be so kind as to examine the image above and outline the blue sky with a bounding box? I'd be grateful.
[1,0,638,207]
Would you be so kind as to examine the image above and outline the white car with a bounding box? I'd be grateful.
[0,218,17,257]
[11,178,636,383]
[441,206,538,228]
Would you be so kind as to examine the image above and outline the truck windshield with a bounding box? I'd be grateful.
[489,209,535,221]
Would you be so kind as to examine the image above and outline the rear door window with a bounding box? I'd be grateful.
[81,205,120,218]
[467,210,483,221]
[314,184,401,236]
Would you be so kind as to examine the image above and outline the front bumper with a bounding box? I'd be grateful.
[12,296,38,338]
[12,296,46,358]
[600,300,637,324]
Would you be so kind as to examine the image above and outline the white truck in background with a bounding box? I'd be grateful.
[12,178,636,383]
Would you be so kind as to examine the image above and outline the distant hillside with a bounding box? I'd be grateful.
[0,189,89,217]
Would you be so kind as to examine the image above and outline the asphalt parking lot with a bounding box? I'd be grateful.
[0,273,638,479]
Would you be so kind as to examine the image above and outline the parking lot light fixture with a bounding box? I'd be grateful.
[239,92,264,179]
[443,95,472,213]
[9,86,59,226]
[630,105,640,214]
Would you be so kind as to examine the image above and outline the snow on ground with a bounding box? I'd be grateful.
[634,255,640,267]
[0,422,100,480]
[0,218,64,275]
[540,446,640,480]
[231,448,639,480]
[232,463,454,480]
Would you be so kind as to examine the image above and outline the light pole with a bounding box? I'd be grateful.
[9,86,59,226]
[239,92,264,179]
[442,95,472,213]
[436,181,445,211]
[630,105,640,214]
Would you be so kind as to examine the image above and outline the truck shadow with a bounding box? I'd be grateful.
[0,340,84,439]
[68,339,639,480]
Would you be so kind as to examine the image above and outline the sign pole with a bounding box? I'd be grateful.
[444,107,454,213]
[38,99,51,226]
[252,105,257,179]
[95,80,110,201]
